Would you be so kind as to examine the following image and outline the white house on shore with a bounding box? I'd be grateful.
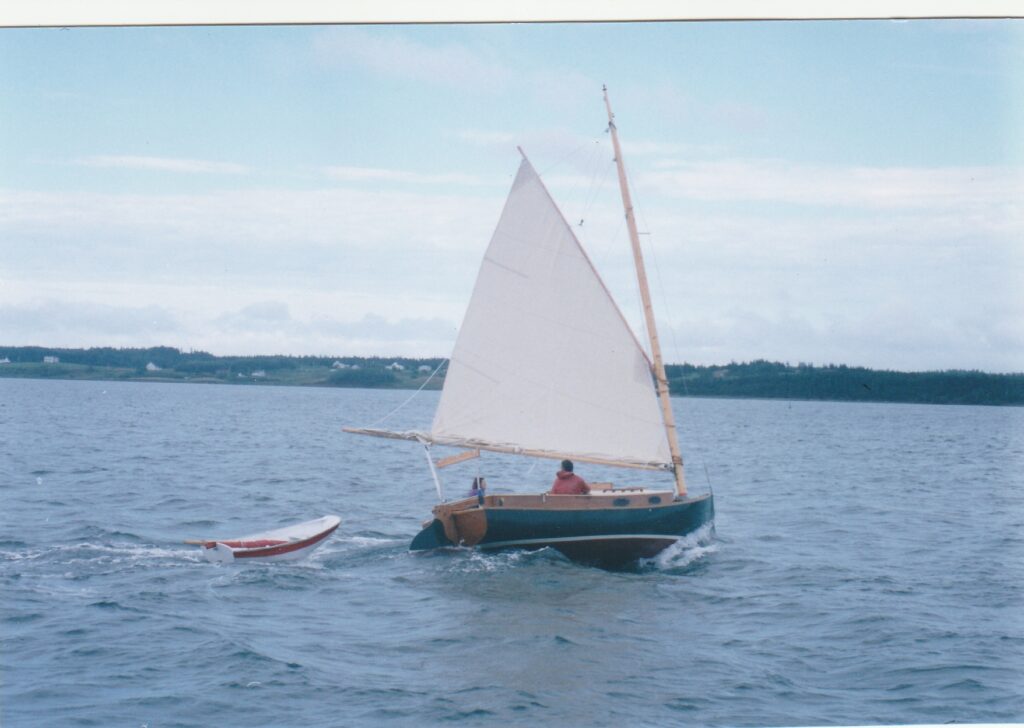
[146,362,162,372]
[386,362,405,371]
[43,355,59,364]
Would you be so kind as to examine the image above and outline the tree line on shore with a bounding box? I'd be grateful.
[665,360,1022,406]
[1,346,1021,406]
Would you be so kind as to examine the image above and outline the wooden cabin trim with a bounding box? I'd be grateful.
[433,491,678,515]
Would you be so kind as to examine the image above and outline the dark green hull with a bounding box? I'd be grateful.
[411,493,713,567]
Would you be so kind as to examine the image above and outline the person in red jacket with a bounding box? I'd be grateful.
[550,459,590,495]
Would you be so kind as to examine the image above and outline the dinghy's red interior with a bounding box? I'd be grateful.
[203,539,287,549]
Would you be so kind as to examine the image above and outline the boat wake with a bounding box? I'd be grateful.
[338,535,406,548]
[422,543,566,574]
[1,541,195,567]
[642,524,717,572]
[462,546,552,572]
[298,534,407,569]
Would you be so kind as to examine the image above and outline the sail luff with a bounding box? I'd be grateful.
[520,150,654,370]
[602,85,688,497]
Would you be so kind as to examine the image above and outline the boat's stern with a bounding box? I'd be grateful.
[410,497,486,551]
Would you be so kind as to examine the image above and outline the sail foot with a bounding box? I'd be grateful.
[343,427,671,471]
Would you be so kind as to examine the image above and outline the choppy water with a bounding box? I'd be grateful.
[2,378,1022,727]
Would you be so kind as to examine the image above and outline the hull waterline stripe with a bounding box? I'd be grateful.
[478,533,680,550]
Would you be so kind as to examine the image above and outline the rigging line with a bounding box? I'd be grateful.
[583,151,622,266]
[537,132,608,247]
[538,133,598,180]
[556,135,607,244]
[567,139,604,228]
[570,142,607,253]
[575,141,602,222]
[580,152,614,231]
[583,136,610,206]
[366,357,449,429]
[578,151,630,335]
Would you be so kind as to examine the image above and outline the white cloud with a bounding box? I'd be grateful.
[0,300,180,344]
[662,298,1024,373]
[0,184,503,261]
[313,27,512,90]
[454,128,599,170]
[311,28,604,115]
[215,301,295,331]
[622,140,728,158]
[310,312,456,343]
[75,155,250,175]
[613,81,770,136]
[639,159,1024,211]
[0,293,459,357]
[42,90,86,101]
[2,153,1021,370]
[455,129,517,148]
[197,308,458,357]
[528,67,602,114]
[0,180,495,355]
[323,166,485,186]
[207,304,458,355]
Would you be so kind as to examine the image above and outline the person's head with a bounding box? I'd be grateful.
[561,459,573,472]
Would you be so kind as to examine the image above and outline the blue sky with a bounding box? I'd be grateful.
[2,20,1022,370]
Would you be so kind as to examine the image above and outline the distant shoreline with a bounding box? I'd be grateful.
[1,346,1021,407]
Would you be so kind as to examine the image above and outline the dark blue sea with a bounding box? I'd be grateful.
[2,378,1022,727]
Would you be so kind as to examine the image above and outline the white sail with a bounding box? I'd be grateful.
[430,156,672,468]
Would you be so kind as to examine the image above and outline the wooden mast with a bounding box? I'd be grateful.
[602,85,688,497]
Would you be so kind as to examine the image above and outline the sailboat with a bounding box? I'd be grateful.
[345,87,714,567]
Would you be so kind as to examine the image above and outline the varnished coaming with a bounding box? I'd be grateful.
[433,491,677,514]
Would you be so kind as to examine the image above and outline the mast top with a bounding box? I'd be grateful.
[602,84,615,124]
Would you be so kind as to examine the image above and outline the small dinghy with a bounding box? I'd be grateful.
[187,515,340,563]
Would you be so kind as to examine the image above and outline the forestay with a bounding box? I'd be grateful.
[430,156,672,469]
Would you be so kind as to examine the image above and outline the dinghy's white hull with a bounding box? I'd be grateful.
[197,515,340,563]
